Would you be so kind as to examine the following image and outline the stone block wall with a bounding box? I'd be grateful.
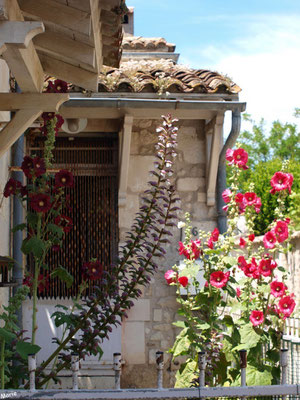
[119,118,218,387]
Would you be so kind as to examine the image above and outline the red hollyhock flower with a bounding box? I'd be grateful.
[239,237,246,249]
[225,148,234,164]
[54,214,73,233]
[178,276,188,287]
[55,169,74,188]
[21,156,34,178]
[47,79,68,93]
[164,270,177,284]
[236,287,241,298]
[210,271,230,288]
[244,192,257,206]
[3,178,19,197]
[259,257,277,277]
[270,281,287,298]
[270,171,293,194]
[207,237,214,249]
[211,228,219,242]
[248,234,255,242]
[52,244,61,252]
[30,193,52,213]
[33,156,46,177]
[278,295,296,317]
[222,188,232,203]
[243,258,260,279]
[42,112,55,121]
[274,220,289,243]
[237,255,247,270]
[55,114,64,129]
[82,260,103,281]
[250,310,264,327]
[191,239,201,259]
[235,193,246,213]
[263,230,277,249]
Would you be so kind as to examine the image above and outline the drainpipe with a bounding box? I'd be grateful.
[12,84,24,328]
[216,110,242,234]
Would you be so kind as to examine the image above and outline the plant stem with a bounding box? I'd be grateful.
[0,339,5,389]
[32,214,42,345]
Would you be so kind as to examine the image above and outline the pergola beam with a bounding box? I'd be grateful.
[0,109,42,157]
[0,93,69,111]
[90,0,102,72]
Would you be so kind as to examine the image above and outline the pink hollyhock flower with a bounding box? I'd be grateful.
[210,271,230,288]
[259,257,277,277]
[236,287,241,298]
[211,228,220,242]
[254,196,262,213]
[278,295,296,317]
[274,220,289,243]
[225,148,234,164]
[263,230,277,249]
[243,258,260,279]
[239,237,246,249]
[244,192,257,206]
[235,193,246,213]
[270,171,293,194]
[178,242,189,258]
[191,239,201,259]
[237,256,247,270]
[270,281,287,298]
[248,234,255,242]
[222,189,232,203]
[178,276,188,287]
[164,270,177,284]
[250,310,264,327]
[207,237,214,249]
[222,205,229,212]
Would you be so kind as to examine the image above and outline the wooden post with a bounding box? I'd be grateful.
[198,351,206,387]
[239,350,247,387]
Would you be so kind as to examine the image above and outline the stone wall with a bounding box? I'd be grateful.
[119,118,218,388]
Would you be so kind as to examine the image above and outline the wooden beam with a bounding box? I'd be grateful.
[83,118,120,132]
[0,21,44,54]
[90,0,102,72]
[19,0,92,36]
[119,115,133,207]
[205,116,216,134]
[0,109,42,157]
[0,93,69,112]
[0,0,23,21]
[33,31,96,69]
[206,114,224,206]
[39,53,98,92]
[2,41,45,93]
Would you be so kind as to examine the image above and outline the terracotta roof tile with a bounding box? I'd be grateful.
[96,60,241,95]
[122,35,176,52]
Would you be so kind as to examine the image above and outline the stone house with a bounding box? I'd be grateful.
[0,2,248,389]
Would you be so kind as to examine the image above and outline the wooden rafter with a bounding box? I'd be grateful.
[90,0,102,72]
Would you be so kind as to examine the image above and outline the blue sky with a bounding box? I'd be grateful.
[128,0,300,131]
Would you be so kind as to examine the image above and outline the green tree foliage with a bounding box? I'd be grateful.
[228,111,300,234]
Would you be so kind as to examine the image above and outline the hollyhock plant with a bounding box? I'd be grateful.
[270,171,294,194]
[259,257,277,277]
[21,155,34,178]
[274,220,289,243]
[239,237,246,249]
[226,148,248,169]
[54,214,73,233]
[3,178,20,197]
[270,281,287,298]
[55,169,74,188]
[278,295,296,317]
[165,269,178,284]
[82,260,103,281]
[178,276,188,287]
[263,230,277,249]
[33,156,46,177]
[210,271,230,288]
[30,193,52,213]
[250,310,264,327]
[222,188,232,203]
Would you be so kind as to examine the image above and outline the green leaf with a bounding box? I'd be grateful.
[16,341,41,359]
[27,212,38,228]
[246,364,273,386]
[51,266,73,288]
[195,322,210,330]
[173,321,187,328]
[51,311,73,328]
[174,359,198,388]
[22,236,45,258]
[0,328,16,343]
[47,223,63,238]
[277,266,285,272]
[11,223,27,233]
[234,323,261,350]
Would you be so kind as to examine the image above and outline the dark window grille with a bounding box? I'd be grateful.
[27,135,119,298]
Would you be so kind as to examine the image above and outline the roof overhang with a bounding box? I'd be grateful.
[0,0,125,92]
